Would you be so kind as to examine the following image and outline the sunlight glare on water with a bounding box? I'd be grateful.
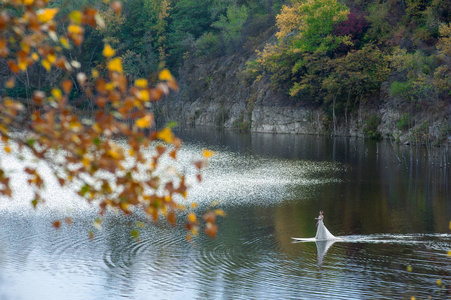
[0,129,450,300]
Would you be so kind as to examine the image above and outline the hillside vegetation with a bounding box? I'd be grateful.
[2,0,451,142]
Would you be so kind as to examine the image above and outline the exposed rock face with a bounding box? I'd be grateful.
[159,55,326,135]
[159,54,450,145]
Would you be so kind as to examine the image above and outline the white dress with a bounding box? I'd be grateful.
[315,216,336,241]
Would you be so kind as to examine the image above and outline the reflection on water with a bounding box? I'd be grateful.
[0,127,450,299]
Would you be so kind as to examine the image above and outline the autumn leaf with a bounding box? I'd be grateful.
[159,69,173,81]
[203,149,214,158]
[214,209,226,217]
[102,44,115,57]
[205,222,218,238]
[69,11,82,24]
[107,57,123,73]
[52,220,61,229]
[42,59,51,71]
[135,115,153,129]
[187,213,197,223]
[37,8,59,23]
[157,127,173,143]
[111,1,123,16]
[134,78,148,88]
[62,79,73,94]
[5,77,15,89]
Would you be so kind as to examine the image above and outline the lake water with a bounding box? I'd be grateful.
[0,128,450,299]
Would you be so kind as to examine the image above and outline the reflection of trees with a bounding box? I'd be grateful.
[269,137,450,264]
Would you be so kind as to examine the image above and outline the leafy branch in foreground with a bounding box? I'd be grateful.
[0,0,223,239]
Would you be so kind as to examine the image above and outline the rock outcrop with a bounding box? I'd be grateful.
[158,54,451,146]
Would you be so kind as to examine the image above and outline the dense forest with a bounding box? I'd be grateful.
[2,0,451,141]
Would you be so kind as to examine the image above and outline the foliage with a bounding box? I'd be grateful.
[0,0,223,239]
[363,115,382,140]
[397,113,413,131]
[364,2,391,42]
[195,32,221,57]
[333,11,369,45]
[212,4,249,50]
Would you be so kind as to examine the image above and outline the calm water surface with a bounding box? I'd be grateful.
[0,128,450,299]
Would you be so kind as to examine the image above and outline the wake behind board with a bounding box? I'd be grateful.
[291,237,316,242]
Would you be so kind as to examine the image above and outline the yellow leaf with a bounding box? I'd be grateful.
[20,42,30,53]
[187,213,197,223]
[18,60,27,71]
[121,203,129,211]
[37,8,59,23]
[135,115,152,129]
[51,88,62,100]
[107,58,123,73]
[0,124,8,134]
[60,37,70,49]
[214,209,226,217]
[24,0,34,5]
[5,77,15,89]
[159,69,173,81]
[31,52,39,61]
[157,127,173,143]
[437,279,442,286]
[81,156,90,168]
[129,149,135,156]
[190,227,198,236]
[105,82,115,91]
[407,265,412,272]
[203,149,214,158]
[137,90,150,101]
[92,68,99,78]
[4,145,11,153]
[134,78,148,88]
[107,149,120,159]
[42,59,51,71]
[190,203,198,209]
[69,11,82,24]
[68,24,83,34]
[102,44,115,57]
[47,54,56,63]
[448,250,451,257]
[71,135,81,144]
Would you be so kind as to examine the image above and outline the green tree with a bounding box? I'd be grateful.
[212,4,249,50]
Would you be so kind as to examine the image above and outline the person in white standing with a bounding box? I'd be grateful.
[315,211,336,240]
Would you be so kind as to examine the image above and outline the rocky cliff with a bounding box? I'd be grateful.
[158,54,451,146]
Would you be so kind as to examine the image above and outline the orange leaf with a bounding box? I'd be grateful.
[203,149,214,158]
[62,79,73,94]
[111,1,123,16]
[205,222,218,238]
[168,210,176,225]
[187,212,197,223]
[52,220,61,229]
[7,60,19,73]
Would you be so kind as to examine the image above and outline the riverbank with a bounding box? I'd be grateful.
[157,54,451,147]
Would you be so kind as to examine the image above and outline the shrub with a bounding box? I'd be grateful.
[397,113,412,131]
[364,115,382,139]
